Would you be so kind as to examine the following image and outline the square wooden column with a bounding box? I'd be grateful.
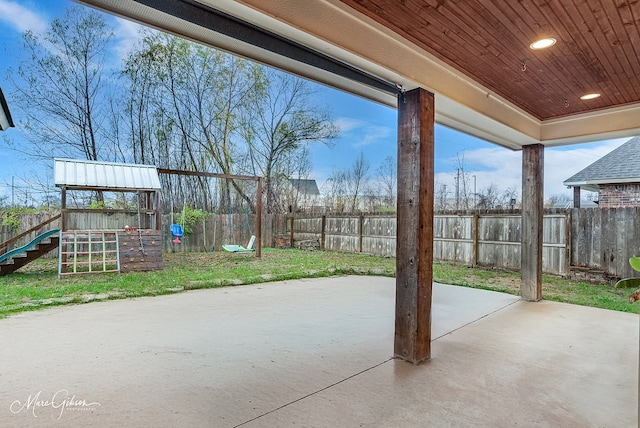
[395,88,435,364]
[573,186,581,208]
[521,143,544,301]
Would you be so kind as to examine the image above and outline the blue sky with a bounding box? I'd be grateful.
[0,0,631,204]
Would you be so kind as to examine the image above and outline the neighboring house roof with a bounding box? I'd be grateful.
[563,137,640,192]
[54,158,161,191]
[551,200,598,209]
[290,179,320,196]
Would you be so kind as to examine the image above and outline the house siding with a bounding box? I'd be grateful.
[598,183,640,208]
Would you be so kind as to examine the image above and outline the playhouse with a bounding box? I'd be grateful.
[54,158,164,275]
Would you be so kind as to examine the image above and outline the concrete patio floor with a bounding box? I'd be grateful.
[0,276,637,427]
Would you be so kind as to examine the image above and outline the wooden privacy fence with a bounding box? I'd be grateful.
[64,212,287,254]
[570,207,640,279]
[290,212,567,275]
[290,214,397,257]
[6,208,640,279]
[0,212,287,256]
[291,210,621,278]
[432,213,568,275]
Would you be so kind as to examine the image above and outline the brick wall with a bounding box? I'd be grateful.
[598,183,640,208]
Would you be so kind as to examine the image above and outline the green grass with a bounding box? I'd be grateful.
[433,262,639,313]
[0,249,637,318]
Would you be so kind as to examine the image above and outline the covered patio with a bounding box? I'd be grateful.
[0,276,636,426]
[19,0,640,424]
[77,0,640,364]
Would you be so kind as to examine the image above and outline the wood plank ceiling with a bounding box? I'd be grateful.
[339,0,640,121]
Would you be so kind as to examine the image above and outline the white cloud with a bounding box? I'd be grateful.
[0,0,48,34]
[438,138,631,201]
[335,117,365,133]
[543,138,629,198]
[112,17,150,62]
[352,125,392,148]
[334,116,393,148]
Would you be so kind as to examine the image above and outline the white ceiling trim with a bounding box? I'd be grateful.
[540,103,640,146]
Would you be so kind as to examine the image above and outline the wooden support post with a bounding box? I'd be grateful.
[61,187,67,232]
[358,214,364,253]
[256,178,262,258]
[565,211,572,278]
[521,144,544,301]
[473,213,479,267]
[289,215,295,248]
[573,186,581,208]
[395,88,434,364]
[155,191,162,231]
[61,187,67,274]
[320,215,326,250]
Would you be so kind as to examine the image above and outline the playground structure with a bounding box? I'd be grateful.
[0,160,263,275]
[55,158,163,275]
[157,168,262,258]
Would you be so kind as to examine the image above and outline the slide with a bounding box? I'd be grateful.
[0,229,61,264]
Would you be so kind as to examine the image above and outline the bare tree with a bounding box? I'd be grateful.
[375,155,396,208]
[545,194,571,209]
[435,183,450,211]
[122,32,264,212]
[476,184,501,210]
[500,186,520,209]
[476,184,520,209]
[325,153,371,213]
[347,152,370,212]
[325,169,348,212]
[242,70,338,212]
[122,34,337,214]
[9,6,114,162]
[452,152,473,210]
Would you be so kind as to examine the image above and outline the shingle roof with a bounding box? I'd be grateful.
[290,179,320,195]
[54,158,161,191]
[563,137,640,192]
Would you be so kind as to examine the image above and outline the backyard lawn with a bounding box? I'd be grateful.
[0,248,637,318]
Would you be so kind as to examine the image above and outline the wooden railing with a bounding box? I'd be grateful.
[0,214,61,256]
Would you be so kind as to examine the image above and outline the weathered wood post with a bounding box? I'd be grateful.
[395,88,435,364]
[573,186,581,208]
[358,214,364,253]
[60,187,67,274]
[289,215,294,248]
[320,215,326,250]
[521,144,544,301]
[564,211,571,278]
[473,213,479,267]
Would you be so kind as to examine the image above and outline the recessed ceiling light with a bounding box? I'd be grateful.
[529,38,557,50]
[580,93,601,100]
